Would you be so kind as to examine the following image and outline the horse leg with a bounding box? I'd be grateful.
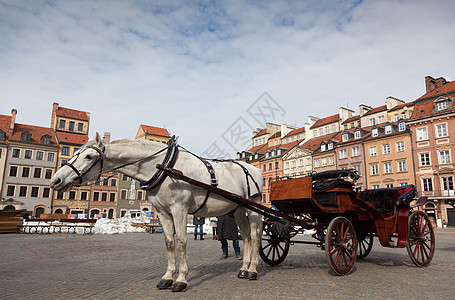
[156,212,177,290]
[245,210,262,280]
[170,210,189,292]
[234,208,251,279]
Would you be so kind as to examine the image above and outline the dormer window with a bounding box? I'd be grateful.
[342,134,349,142]
[266,152,270,158]
[271,150,275,156]
[436,100,447,111]
[0,130,5,141]
[20,132,31,142]
[354,131,361,139]
[41,135,51,144]
[434,96,452,112]
[385,125,392,134]
[407,110,413,118]
[372,128,378,137]
[398,122,406,131]
[277,149,282,155]
[321,144,326,151]
[328,143,333,150]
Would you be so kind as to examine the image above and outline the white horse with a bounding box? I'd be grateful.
[50,133,263,292]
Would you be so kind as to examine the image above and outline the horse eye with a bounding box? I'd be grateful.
[86,155,93,160]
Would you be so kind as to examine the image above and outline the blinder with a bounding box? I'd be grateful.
[63,144,105,185]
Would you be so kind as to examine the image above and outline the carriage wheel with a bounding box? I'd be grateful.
[325,217,357,275]
[406,211,435,267]
[259,222,290,266]
[357,232,373,259]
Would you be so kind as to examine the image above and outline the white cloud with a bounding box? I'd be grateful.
[1,0,455,156]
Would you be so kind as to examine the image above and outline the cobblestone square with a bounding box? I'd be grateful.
[1,229,454,299]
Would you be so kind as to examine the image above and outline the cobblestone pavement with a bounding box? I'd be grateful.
[1,228,454,300]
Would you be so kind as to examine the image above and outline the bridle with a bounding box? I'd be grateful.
[63,145,106,185]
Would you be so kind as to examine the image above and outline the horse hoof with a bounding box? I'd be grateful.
[247,272,258,280]
[237,270,248,279]
[171,282,187,292]
[156,279,173,290]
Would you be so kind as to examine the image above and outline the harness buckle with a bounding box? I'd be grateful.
[211,178,218,186]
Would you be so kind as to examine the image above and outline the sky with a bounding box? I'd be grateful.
[1,0,455,158]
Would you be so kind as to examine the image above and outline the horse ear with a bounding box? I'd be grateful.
[95,132,102,146]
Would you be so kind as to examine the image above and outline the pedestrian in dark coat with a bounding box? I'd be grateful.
[217,210,241,260]
[193,216,205,240]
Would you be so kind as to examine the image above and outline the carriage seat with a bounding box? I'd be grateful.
[359,189,399,213]
[312,178,354,208]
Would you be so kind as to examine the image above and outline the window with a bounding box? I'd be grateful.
[47,153,55,161]
[285,162,289,169]
[292,161,296,168]
[417,127,428,141]
[321,158,327,166]
[319,128,323,136]
[110,179,117,186]
[313,130,317,137]
[45,169,53,179]
[81,192,88,200]
[436,124,448,138]
[394,114,399,122]
[137,190,143,200]
[371,165,379,175]
[384,162,392,174]
[396,141,405,152]
[69,121,75,131]
[101,192,108,202]
[442,176,454,193]
[383,144,390,154]
[329,157,334,165]
[378,115,385,123]
[59,119,66,129]
[36,151,44,160]
[420,153,430,166]
[21,132,31,142]
[422,178,433,192]
[369,118,376,126]
[103,178,109,186]
[369,146,377,157]
[22,167,30,178]
[61,160,67,168]
[354,131,361,139]
[61,147,70,156]
[408,110,413,118]
[328,143,333,150]
[315,160,320,168]
[24,150,32,159]
[110,193,116,202]
[263,165,266,171]
[120,190,127,200]
[372,128,378,137]
[268,163,272,170]
[386,184,393,188]
[299,159,303,167]
[78,123,84,131]
[324,126,329,135]
[34,168,42,178]
[41,135,51,144]
[57,191,64,199]
[373,185,380,189]
[398,122,406,131]
[436,101,448,111]
[31,187,39,197]
[0,130,5,141]
[42,188,50,198]
[400,183,408,186]
[398,160,407,172]
[69,191,76,200]
[339,149,347,159]
[321,144,326,151]
[275,162,279,169]
[352,147,360,157]
[342,134,349,142]
[12,149,20,158]
[440,150,451,164]
[6,186,15,196]
[93,192,99,201]
[19,186,27,197]
[331,124,336,132]
[9,166,18,177]
[385,125,392,134]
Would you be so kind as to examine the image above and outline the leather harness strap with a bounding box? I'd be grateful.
[190,157,218,215]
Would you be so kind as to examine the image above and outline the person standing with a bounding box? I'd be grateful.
[210,217,218,240]
[193,216,205,240]
[217,211,242,260]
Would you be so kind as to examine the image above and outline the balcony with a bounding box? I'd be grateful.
[419,190,455,198]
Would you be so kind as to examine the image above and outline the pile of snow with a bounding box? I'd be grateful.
[94,215,152,234]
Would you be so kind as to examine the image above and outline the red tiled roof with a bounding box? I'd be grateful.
[10,123,57,145]
[283,126,305,138]
[56,107,89,121]
[56,131,88,145]
[247,144,267,153]
[416,80,455,100]
[362,105,387,116]
[310,114,339,129]
[301,132,341,152]
[253,129,267,138]
[141,125,170,137]
[0,115,12,144]
[341,115,360,124]
[388,101,414,112]
[268,131,281,139]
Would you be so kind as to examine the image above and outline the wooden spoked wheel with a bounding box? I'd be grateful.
[406,211,435,267]
[357,232,373,259]
[325,217,357,275]
[259,222,290,266]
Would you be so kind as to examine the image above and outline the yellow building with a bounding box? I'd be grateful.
[136,124,170,143]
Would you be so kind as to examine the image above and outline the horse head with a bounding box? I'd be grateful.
[50,132,106,191]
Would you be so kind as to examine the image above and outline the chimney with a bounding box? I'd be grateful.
[51,102,59,129]
[103,132,111,144]
[359,104,372,116]
[425,76,447,93]
[386,96,405,110]
[339,107,354,122]
[10,109,17,131]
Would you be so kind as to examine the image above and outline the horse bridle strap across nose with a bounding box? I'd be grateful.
[63,145,105,185]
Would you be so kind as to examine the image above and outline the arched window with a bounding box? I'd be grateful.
[0,130,5,141]
[21,132,32,142]
[54,208,63,214]
[41,135,51,144]
[34,206,45,218]
[3,205,15,210]
[108,209,114,219]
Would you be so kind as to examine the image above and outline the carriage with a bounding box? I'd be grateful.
[159,166,435,275]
